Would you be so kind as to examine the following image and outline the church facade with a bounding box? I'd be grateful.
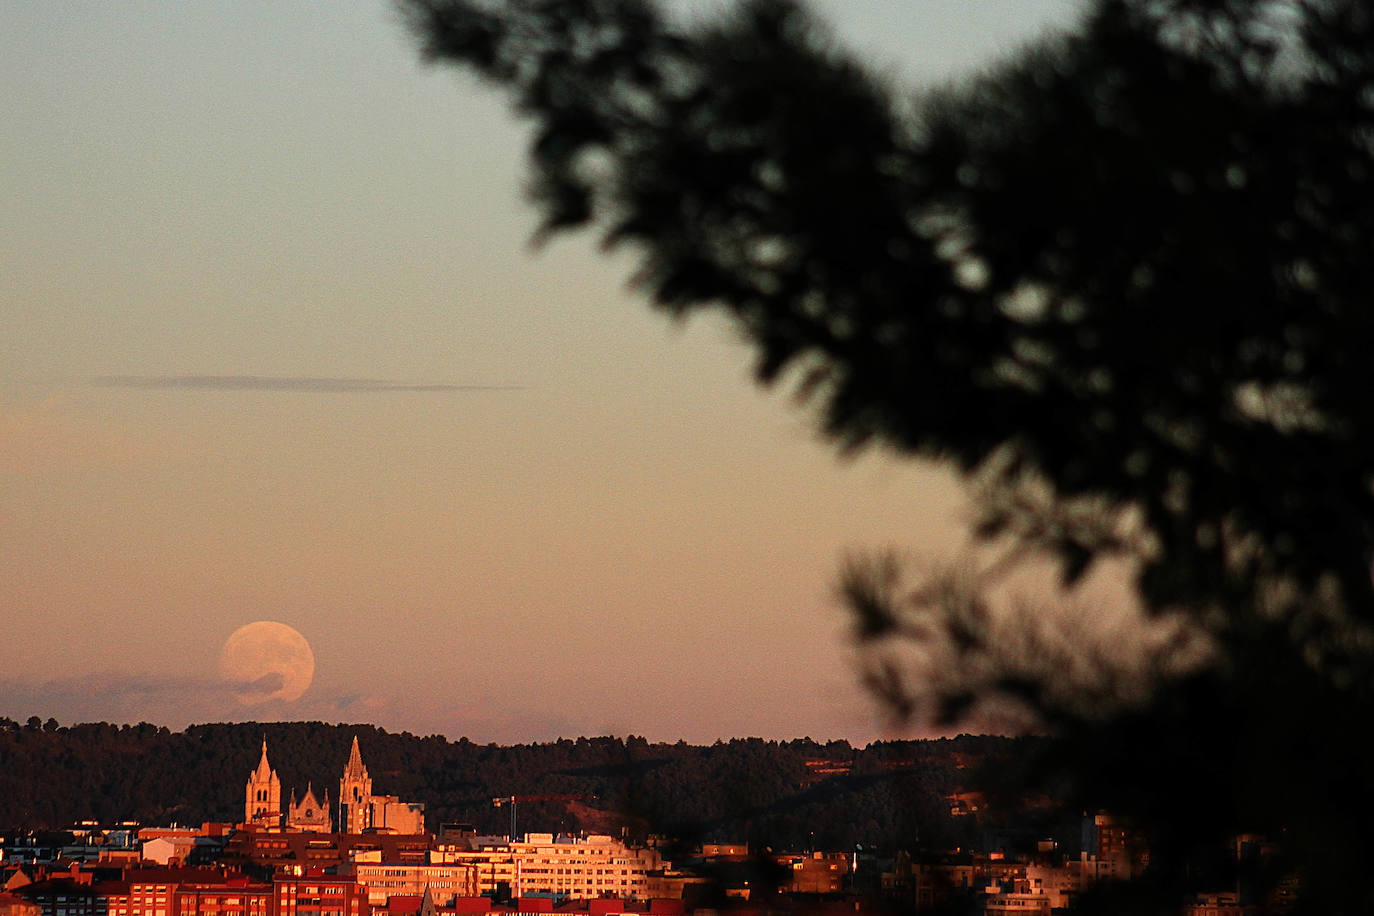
[242,737,424,835]
[243,739,332,832]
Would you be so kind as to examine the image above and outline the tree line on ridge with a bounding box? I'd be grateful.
[0,717,1040,854]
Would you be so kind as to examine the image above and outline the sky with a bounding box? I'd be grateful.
[1,0,1085,745]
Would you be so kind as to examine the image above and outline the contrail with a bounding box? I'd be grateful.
[93,375,522,393]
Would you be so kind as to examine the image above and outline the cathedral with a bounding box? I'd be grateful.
[243,736,425,835]
[243,739,333,832]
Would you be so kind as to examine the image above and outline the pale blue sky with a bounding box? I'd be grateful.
[2,1,1084,743]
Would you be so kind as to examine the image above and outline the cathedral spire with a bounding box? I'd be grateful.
[254,737,273,780]
[344,735,368,779]
[339,735,374,833]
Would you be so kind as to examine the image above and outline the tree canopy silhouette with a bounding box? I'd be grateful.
[399,0,1374,911]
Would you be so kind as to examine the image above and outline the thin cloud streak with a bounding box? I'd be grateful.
[93,375,523,393]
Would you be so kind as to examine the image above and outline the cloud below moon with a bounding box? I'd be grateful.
[218,621,315,705]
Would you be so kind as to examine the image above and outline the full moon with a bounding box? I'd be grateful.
[218,621,315,705]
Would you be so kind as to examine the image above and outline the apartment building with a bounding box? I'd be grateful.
[349,860,479,906]
[272,874,367,916]
[433,835,666,901]
[173,878,271,916]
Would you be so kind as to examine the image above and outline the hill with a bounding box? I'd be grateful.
[0,716,1038,852]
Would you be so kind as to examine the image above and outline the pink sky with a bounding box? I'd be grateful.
[1,1,1085,744]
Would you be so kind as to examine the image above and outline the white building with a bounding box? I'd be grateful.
[431,834,667,901]
[349,854,480,906]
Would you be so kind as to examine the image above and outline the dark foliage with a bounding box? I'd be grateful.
[397,0,1374,911]
[0,718,1006,853]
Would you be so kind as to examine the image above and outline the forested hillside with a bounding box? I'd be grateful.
[0,717,1035,851]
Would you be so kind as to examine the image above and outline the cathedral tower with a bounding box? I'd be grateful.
[339,735,373,833]
[244,738,282,827]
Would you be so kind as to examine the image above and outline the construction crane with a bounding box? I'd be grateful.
[491,794,593,841]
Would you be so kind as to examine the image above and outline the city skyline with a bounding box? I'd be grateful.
[2,1,1087,743]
